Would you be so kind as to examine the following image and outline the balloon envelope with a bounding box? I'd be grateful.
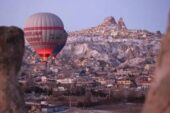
[24,12,67,61]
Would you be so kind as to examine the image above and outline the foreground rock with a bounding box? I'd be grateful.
[0,27,27,113]
[142,17,170,113]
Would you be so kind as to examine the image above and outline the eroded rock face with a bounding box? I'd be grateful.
[142,16,170,113]
[117,17,127,30]
[0,26,27,113]
[101,16,117,26]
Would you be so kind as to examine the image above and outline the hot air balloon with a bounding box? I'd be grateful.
[24,12,67,61]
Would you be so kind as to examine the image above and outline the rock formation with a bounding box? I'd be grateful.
[0,26,27,113]
[117,17,127,30]
[101,16,117,26]
[68,16,159,39]
[142,15,170,113]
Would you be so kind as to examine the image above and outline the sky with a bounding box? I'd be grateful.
[0,0,170,33]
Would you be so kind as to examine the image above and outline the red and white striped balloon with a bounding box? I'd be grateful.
[24,12,67,61]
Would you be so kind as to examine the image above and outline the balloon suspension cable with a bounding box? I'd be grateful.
[43,60,48,76]
[41,60,49,96]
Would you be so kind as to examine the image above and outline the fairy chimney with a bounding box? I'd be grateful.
[142,14,170,113]
[0,26,27,113]
[117,17,127,30]
[101,16,117,26]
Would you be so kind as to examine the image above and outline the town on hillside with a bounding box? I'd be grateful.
[19,16,162,113]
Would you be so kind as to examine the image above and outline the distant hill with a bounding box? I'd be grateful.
[68,16,161,39]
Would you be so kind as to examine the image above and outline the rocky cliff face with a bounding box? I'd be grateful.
[63,16,161,66]
[101,16,117,26]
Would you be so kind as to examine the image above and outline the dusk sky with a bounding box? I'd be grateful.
[0,0,169,32]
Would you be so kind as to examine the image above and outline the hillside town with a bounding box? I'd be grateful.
[19,16,162,113]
